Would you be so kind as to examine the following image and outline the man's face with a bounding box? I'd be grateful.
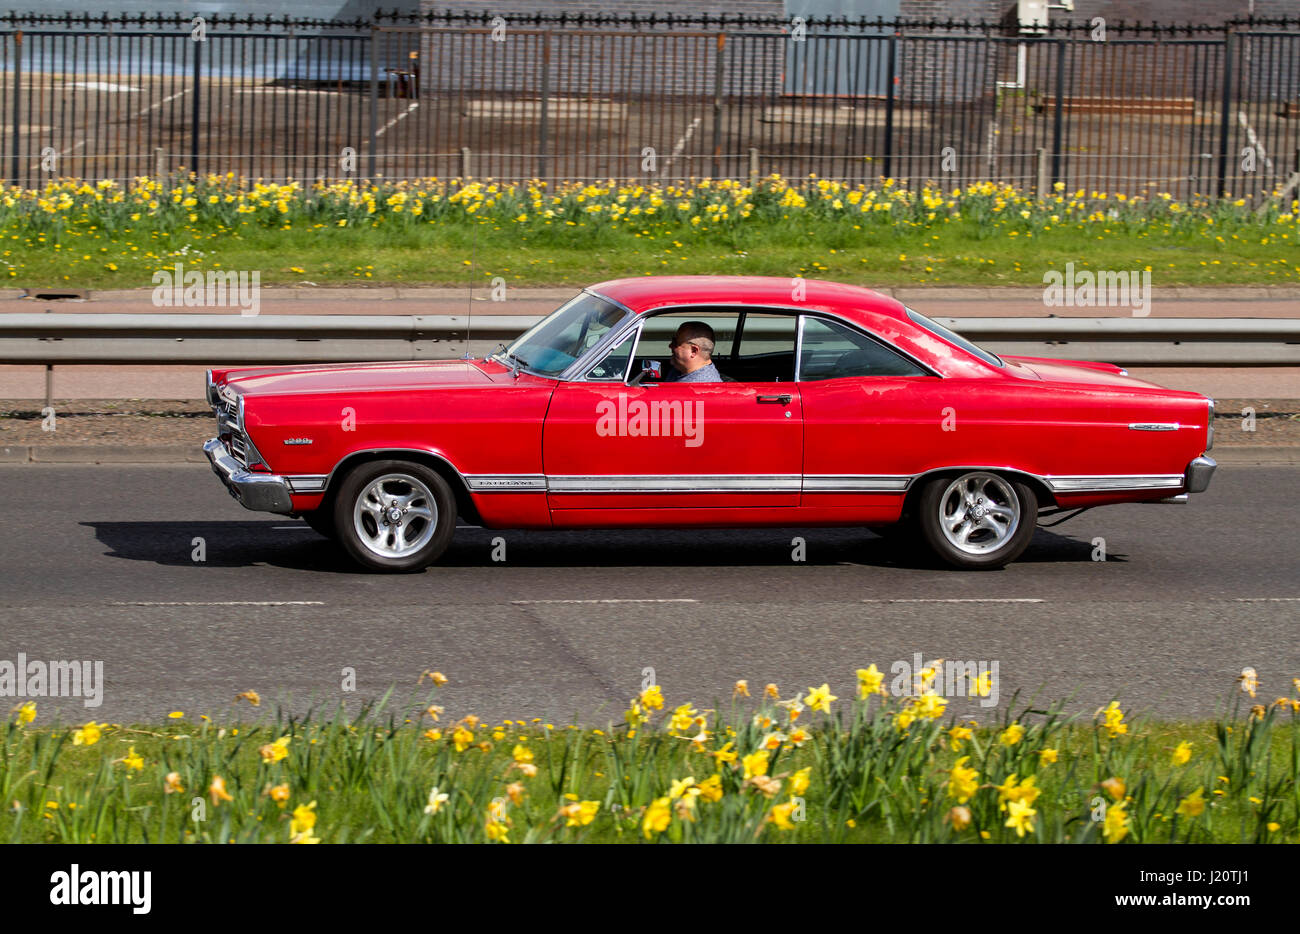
[669,330,705,372]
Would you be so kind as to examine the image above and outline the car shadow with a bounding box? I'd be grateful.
[83,521,1120,571]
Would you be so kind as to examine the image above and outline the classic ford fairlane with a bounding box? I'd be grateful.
[203,276,1216,571]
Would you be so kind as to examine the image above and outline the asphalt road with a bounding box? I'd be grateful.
[1,463,1297,726]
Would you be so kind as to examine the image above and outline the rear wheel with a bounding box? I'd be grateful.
[334,460,456,572]
[916,471,1037,570]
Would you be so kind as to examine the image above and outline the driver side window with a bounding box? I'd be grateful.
[581,327,638,381]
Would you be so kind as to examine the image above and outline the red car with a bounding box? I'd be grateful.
[204,276,1216,571]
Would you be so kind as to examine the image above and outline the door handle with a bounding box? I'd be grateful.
[756,394,793,405]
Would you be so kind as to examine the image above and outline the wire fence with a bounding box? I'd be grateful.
[2,11,1299,199]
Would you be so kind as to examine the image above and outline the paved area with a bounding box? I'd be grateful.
[0,463,1295,725]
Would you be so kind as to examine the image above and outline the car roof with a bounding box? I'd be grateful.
[586,275,911,323]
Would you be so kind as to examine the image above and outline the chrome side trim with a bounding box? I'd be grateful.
[803,475,911,492]
[1206,398,1215,451]
[1046,475,1184,493]
[464,475,548,492]
[285,475,329,493]
[1128,423,1179,431]
[547,474,803,493]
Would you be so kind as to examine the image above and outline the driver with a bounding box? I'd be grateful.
[661,322,723,383]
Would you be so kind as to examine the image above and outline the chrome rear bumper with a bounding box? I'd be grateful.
[1185,455,1217,494]
[204,438,294,515]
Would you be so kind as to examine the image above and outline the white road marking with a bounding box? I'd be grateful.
[1235,597,1300,602]
[1237,111,1274,171]
[512,598,698,605]
[135,88,189,118]
[660,116,702,173]
[110,601,325,606]
[375,101,419,138]
[862,598,1045,603]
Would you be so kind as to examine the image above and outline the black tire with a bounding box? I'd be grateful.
[916,471,1038,570]
[333,460,456,572]
[302,504,336,539]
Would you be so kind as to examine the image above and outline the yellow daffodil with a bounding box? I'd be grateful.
[856,664,886,698]
[769,801,796,830]
[1103,800,1130,843]
[803,683,837,714]
[72,721,102,746]
[947,756,980,804]
[1176,787,1206,819]
[1004,799,1037,837]
[208,775,233,806]
[742,750,770,780]
[642,796,671,838]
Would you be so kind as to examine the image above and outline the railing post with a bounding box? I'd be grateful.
[749,147,759,187]
[191,29,201,177]
[1217,28,1234,199]
[368,27,379,178]
[1051,38,1065,187]
[883,32,897,181]
[1036,146,1048,198]
[154,147,166,181]
[711,32,725,179]
[461,147,472,179]
[538,32,551,180]
[10,31,21,187]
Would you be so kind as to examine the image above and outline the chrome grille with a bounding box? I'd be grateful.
[229,433,249,467]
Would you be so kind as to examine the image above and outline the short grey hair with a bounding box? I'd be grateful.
[674,321,715,357]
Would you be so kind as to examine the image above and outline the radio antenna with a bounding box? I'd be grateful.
[462,179,476,360]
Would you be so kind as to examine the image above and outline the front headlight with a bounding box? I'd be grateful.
[1206,398,1215,451]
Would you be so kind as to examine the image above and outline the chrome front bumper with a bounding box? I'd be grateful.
[1185,455,1217,494]
[204,438,295,515]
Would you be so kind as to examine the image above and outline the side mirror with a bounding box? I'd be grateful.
[629,359,662,386]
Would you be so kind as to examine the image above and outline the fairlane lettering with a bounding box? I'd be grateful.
[594,393,704,448]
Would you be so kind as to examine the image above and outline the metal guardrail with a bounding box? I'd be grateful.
[1,314,1297,367]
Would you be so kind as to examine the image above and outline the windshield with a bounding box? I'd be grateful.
[905,308,1004,368]
[498,292,632,377]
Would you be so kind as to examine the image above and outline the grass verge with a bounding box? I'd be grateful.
[3,671,1297,843]
[7,175,1298,288]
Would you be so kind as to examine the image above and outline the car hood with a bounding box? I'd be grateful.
[221,359,496,397]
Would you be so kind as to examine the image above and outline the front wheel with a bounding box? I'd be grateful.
[916,471,1037,570]
[334,460,456,572]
